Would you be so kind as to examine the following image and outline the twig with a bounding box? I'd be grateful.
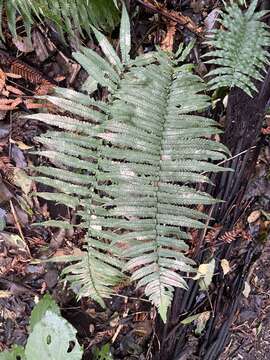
[112,297,129,343]
[114,293,151,303]
[135,0,204,37]
[9,199,31,256]
[217,146,257,167]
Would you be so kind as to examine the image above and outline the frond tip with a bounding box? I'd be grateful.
[204,0,270,96]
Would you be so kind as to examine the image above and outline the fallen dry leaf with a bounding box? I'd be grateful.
[0,290,12,298]
[10,139,33,150]
[194,259,215,291]
[13,36,34,53]
[243,281,251,298]
[0,104,17,110]
[25,100,52,110]
[0,98,13,104]
[161,20,177,52]
[6,85,25,96]
[12,168,32,194]
[221,259,231,275]
[11,97,23,108]
[0,68,6,92]
[195,311,211,335]
[247,210,261,223]
[6,72,22,79]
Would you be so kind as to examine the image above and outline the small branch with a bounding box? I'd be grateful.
[135,0,204,38]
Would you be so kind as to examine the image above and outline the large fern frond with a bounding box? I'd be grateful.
[27,9,229,320]
[204,0,270,96]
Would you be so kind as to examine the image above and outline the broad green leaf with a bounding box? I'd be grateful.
[92,343,114,360]
[25,311,83,360]
[0,345,25,360]
[30,294,60,331]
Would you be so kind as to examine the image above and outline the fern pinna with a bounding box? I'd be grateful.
[27,8,229,321]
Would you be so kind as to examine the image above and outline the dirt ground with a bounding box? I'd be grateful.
[221,238,270,360]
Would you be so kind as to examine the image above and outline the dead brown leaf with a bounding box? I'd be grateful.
[5,85,25,96]
[13,36,34,53]
[10,97,23,108]
[161,20,177,52]
[6,73,22,79]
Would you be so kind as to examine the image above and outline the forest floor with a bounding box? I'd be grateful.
[0,1,270,359]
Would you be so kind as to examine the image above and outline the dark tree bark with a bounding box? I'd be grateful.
[153,69,270,360]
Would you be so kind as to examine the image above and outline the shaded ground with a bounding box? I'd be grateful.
[221,239,270,360]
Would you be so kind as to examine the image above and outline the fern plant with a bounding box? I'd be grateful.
[1,0,119,41]
[204,0,270,96]
[26,6,230,322]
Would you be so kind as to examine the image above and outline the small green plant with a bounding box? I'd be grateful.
[92,343,114,360]
[204,0,270,96]
[27,0,269,322]
[0,294,82,360]
[0,0,119,41]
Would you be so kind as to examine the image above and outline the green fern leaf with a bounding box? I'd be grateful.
[204,0,270,96]
[28,16,229,321]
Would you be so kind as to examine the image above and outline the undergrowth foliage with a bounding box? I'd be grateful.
[204,0,270,96]
[0,0,119,41]
[25,1,269,321]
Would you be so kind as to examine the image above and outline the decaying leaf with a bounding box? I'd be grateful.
[243,281,251,298]
[181,311,211,335]
[13,36,34,53]
[10,139,33,150]
[195,311,211,335]
[194,259,215,291]
[220,259,231,275]
[12,168,32,194]
[247,210,261,223]
[1,233,29,252]
[181,313,202,325]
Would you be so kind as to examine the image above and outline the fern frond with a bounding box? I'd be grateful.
[28,11,229,320]
[204,0,270,96]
